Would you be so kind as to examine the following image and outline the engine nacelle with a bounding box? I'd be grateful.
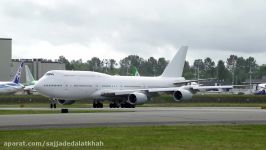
[173,90,192,101]
[128,92,148,105]
[57,100,76,105]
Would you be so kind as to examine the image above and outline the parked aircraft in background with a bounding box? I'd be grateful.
[241,81,266,95]
[132,67,233,93]
[24,65,38,95]
[131,66,140,76]
[0,61,24,94]
[254,83,266,95]
[181,82,233,94]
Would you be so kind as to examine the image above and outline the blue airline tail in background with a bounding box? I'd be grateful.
[12,61,24,84]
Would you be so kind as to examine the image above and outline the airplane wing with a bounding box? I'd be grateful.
[100,87,183,97]
[233,85,250,88]
[191,85,233,90]
[173,78,215,85]
[100,85,234,97]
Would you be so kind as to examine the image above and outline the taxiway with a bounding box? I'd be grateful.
[0,107,266,130]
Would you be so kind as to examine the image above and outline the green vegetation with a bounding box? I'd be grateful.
[58,54,266,84]
[0,109,134,115]
[1,125,266,150]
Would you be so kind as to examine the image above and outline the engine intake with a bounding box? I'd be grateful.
[57,100,76,105]
[173,90,192,101]
[128,92,148,105]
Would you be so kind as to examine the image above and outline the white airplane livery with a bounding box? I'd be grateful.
[0,61,24,94]
[35,46,195,108]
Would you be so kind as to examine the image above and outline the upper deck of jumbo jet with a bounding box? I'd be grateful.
[44,70,186,83]
[44,70,111,78]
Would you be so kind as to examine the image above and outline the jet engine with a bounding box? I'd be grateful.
[128,92,148,105]
[57,100,76,105]
[173,90,192,101]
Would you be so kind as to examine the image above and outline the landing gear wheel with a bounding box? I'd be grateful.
[109,103,113,108]
[122,102,135,108]
[50,99,57,108]
[120,103,124,108]
[98,103,103,108]
[93,101,103,108]
[115,103,120,108]
[110,103,119,108]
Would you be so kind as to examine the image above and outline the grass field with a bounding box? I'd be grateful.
[1,125,266,150]
[0,109,134,115]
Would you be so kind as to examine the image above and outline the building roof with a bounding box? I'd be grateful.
[12,59,63,64]
[0,38,12,40]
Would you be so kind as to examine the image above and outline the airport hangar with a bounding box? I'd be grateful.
[0,38,65,83]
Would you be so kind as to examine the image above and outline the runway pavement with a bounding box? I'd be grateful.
[0,107,266,130]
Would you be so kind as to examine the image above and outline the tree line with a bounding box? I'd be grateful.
[58,55,266,84]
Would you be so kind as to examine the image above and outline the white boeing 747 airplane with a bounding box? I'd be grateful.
[0,61,24,94]
[35,46,198,108]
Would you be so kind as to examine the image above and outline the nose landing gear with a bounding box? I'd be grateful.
[50,99,57,108]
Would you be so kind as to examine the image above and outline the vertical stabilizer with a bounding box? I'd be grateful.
[12,61,24,84]
[161,46,188,78]
[131,66,140,76]
[25,65,35,84]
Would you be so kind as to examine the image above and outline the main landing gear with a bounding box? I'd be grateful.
[50,99,57,108]
[93,101,103,108]
[92,101,135,108]
[109,102,119,108]
[120,102,135,108]
[109,102,135,108]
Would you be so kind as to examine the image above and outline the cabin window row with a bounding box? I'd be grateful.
[44,84,62,87]
[73,85,92,87]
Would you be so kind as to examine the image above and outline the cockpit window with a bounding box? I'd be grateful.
[46,73,54,76]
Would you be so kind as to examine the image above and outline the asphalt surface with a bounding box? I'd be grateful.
[0,107,266,130]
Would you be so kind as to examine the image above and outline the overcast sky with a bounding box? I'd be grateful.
[1,0,266,65]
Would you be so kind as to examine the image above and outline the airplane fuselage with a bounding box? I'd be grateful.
[36,70,185,100]
[0,82,24,94]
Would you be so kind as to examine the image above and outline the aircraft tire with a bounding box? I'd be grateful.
[120,103,124,108]
[99,103,103,108]
[109,103,114,108]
